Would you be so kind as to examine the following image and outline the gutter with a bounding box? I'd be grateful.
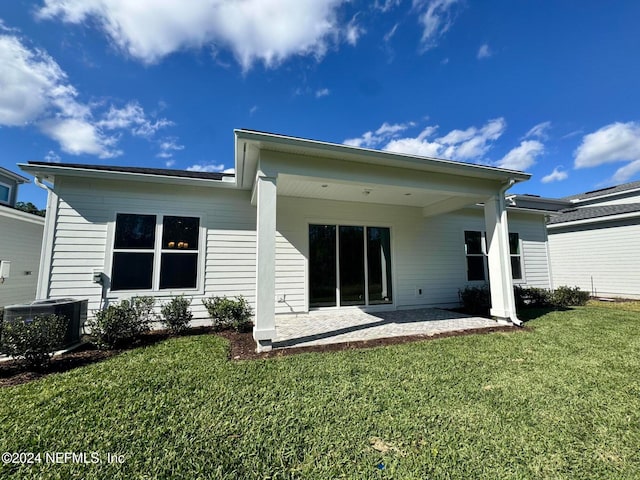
[500,179,524,327]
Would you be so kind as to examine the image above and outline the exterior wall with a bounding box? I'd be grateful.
[275,197,552,313]
[548,218,640,299]
[0,208,44,307]
[48,176,255,322]
[45,178,553,320]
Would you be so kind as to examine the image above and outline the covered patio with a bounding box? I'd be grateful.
[273,308,511,348]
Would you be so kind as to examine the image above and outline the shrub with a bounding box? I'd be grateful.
[552,286,590,307]
[202,295,253,332]
[161,296,193,334]
[514,286,553,309]
[459,285,490,315]
[0,314,66,369]
[88,297,154,349]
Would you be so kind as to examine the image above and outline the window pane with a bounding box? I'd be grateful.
[114,214,156,249]
[509,233,520,254]
[309,225,337,307]
[511,256,522,280]
[467,256,485,281]
[367,227,392,304]
[339,226,365,306]
[0,184,9,202]
[465,231,483,254]
[111,252,154,290]
[160,253,198,289]
[162,216,199,250]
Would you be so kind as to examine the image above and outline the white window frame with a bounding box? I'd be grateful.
[463,230,525,283]
[0,180,12,205]
[105,211,206,295]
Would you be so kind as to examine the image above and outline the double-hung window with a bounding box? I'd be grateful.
[111,213,201,291]
[464,230,523,282]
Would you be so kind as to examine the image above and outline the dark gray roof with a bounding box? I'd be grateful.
[27,161,233,181]
[548,203,640,224]
[562,180,640,201]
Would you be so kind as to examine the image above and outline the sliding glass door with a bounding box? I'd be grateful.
[309,224,392,308]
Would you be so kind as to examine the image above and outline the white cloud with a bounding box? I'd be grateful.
[157,139,184,159]
[186,163,226,173]
[346,16,364,46]
[98,102,172,137]
[249,105,258,116]
[44,150,61,163]
[348,118,508,162]
[375,0,402,11]
[612,159,640,183]
[164,160,176,167]
[541,166,568,183]
[315,88,330,98]
[344,121,416,148]
[384,23,399,43]
[0,30,172,158]
[413,0,460,51]
[38,0,351,70]
[477,43,491,59]
[40,117,121,158]
[223,167,235,174]
[575,122,640,168]
[524,121,551,140]
[495,140,544,171]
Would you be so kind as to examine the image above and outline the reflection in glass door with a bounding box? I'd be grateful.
[309,224,392,308]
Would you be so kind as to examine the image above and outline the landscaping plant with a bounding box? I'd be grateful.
[202,295,253,332]
[0,314,66,369]
[88,298,154,349]
[160,296,193,334]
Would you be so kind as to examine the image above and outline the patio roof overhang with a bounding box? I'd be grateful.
[235,129,531,217]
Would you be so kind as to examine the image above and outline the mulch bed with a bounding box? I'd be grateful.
[1,325,526,388]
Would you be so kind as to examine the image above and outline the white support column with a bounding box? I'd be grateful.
[484,194,517,321]
[254,175,277,352]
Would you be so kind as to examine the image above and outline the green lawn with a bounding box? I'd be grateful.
[1,304,639,479]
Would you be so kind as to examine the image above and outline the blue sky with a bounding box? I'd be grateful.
[2,0,640,208]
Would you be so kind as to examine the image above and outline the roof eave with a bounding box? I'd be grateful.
[18,163,237,189]
[548,210,640,229]
[234,129,531,184]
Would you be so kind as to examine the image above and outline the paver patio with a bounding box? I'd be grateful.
[273,308,510,348]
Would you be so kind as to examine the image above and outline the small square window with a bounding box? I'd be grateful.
[160,253,198,289]
[162,216,199,250]
[111,252,154,290]
[114,214,156,249]
[0,184,10,203]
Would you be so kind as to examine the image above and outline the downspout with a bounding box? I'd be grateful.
[34,175,55,299]
[499,178,524,327]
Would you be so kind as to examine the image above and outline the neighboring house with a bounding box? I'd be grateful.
[0,167,45,307]
[19,130,565,351]
[548,181,640,299]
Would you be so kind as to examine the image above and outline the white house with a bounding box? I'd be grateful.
[19,130,565,351]
[0,167,45,307]
[548,181,640,299]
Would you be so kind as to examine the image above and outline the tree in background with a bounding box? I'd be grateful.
[15,201,45,217]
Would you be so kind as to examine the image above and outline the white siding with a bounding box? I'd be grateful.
[548,219,640,298]
[49,177,255,321]
[275,198,552,313]
[46,178,553,320]
[0,211,44,307]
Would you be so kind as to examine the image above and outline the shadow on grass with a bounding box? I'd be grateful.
[0,326,217,388]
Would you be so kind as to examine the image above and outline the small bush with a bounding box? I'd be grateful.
[202,295,253,332]
[161,296,193,334]
[0,314,66,369]
[552,286,590,307]
[459,285,490,315]
[514,286,553,309]
[88,298,154,349]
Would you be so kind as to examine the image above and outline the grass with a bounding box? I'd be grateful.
[0,303,639,479]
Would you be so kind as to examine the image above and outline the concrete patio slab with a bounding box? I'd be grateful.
[273,308,510,349]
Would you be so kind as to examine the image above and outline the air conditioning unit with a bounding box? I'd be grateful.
[3,298,88,348]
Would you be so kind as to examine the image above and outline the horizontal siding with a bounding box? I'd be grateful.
[548,220,640,298]
[49,177,256,318]
[0,214,44,307]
